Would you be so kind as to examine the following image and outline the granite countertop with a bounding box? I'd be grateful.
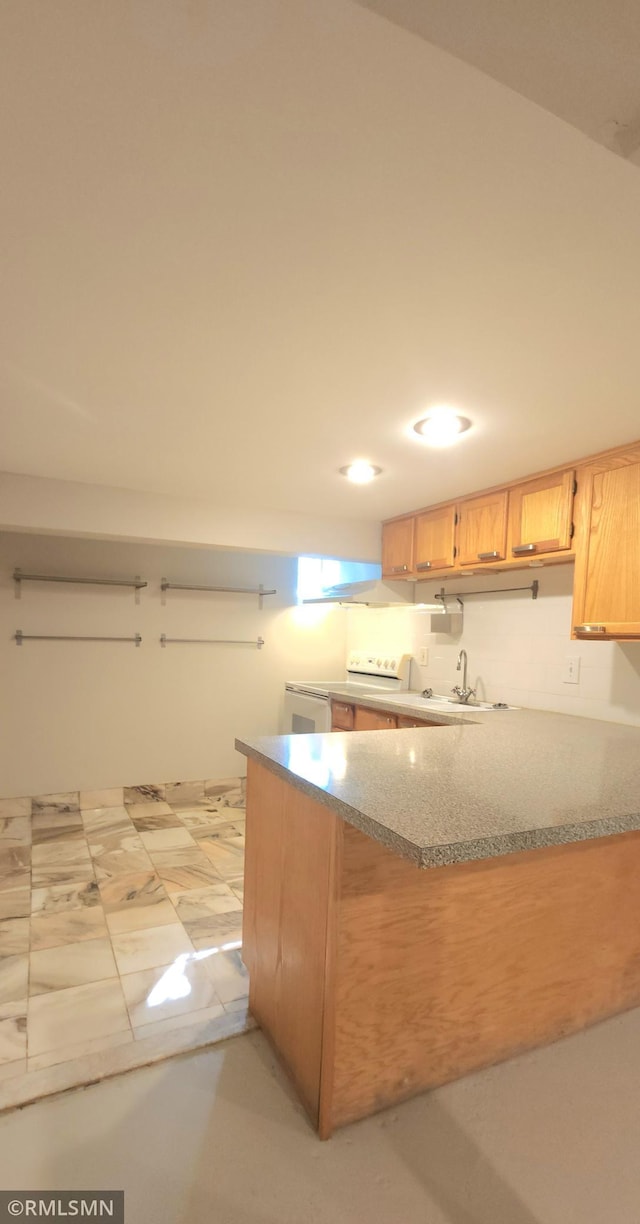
[236,704,640,868]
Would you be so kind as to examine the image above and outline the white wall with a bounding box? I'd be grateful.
[0,472,380,562]
[346,565,640,725]
[0,532,346,798]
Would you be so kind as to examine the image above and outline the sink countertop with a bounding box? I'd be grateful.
[302,684,508,719]
[236,708,640,868]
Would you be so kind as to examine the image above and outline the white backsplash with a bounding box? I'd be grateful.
[345,566,640,726]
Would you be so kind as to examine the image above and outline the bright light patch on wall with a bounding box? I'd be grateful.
[289,603,334,627]
[412,407,471,447]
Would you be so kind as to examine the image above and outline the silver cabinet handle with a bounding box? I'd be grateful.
[574,624,607,634]
[477,550,502,561]
[389,564,409,573]
[512,543,537,555]
[416,561,432,571]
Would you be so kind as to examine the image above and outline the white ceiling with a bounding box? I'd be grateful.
[356,0,640,164]
[2,0,640,529]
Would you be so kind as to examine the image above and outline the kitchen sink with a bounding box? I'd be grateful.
[366,692,516,713]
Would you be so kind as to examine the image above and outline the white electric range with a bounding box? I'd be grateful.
[283,651,411,734]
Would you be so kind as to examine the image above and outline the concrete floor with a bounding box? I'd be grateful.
[1,1011,639,1224]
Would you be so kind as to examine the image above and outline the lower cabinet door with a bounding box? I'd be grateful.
[331,702,354,731]
[354,707,397,731]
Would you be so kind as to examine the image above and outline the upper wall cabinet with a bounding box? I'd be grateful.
[572,447,640,640]
[381,516,414,578]
[456,490,508,567]
[413,505,457,576]
[508,469,575,561]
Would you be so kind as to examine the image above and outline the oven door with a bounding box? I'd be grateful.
[283,687,331,734]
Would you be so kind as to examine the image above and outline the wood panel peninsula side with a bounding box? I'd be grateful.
[237,709,640,1138]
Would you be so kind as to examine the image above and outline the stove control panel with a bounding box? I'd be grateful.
[346,652,411,682]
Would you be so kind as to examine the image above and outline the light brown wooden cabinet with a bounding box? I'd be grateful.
[331,700,442,731]
[381,517,414,578]
[572,446,640,639]
[331,701,354,731]
[508,469,575,561]
[380,436,640,640]
[353,706,397,731]
[456,490,508,567]
[413,504,457,576]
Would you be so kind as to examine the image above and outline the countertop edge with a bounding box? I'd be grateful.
[236,737,640,870]
[236,739,424,865]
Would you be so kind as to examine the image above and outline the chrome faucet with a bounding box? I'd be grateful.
[452,648,476,703]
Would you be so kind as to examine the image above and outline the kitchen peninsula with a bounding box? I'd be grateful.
[237,706,640,1137]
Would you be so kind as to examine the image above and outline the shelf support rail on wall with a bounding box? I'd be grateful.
[160,581,276,609]
[434,579,539,610]
[15,631,142,646]
[160,635,264,649]
[13,570,147,604]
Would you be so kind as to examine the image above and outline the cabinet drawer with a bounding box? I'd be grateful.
[354,706,397,731]
[331,701,354,731]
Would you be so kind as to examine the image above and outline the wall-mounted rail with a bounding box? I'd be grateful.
[434,580,539,610]
[160,634,264,649]
[160,581,276,609]
[15,631,142,646]
[14,570,147,603]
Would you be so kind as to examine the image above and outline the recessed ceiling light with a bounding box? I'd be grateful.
[413,407,472,447]
[339,461,382,484]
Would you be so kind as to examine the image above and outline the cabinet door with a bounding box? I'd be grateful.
[508,470,575,559]
[457,491,508,567]
[331,701,354,731]
[354,706,397,730]
[572,450,640,639]
[382,518,414,578]
[413,505,457,575]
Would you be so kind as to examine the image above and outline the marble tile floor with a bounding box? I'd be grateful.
[0,778,251,1111]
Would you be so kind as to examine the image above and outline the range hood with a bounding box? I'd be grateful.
[302,579,444,609]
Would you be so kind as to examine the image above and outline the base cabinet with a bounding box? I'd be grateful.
[353,707,396,731]
[244,760,640,1137]
[331,701,442,732]
[331,701,354,731]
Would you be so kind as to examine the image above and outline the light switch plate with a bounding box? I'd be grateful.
[418,647,429,666]
[562,656,580,684]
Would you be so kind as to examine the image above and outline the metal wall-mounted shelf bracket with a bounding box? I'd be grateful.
[160,580,276,609]
[13,570,147,604]
[160,634,264,649]
[435,580,539,609]
[15,631,142,646]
